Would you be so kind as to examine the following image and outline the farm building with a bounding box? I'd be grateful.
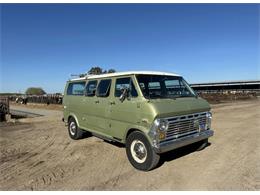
[191,80,260,94]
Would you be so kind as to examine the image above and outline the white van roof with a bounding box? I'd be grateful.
[70,71,181,81]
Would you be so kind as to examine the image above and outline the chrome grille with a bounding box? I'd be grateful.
[162,112,207,142]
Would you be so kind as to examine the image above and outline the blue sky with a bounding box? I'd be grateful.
[1,4,259,93]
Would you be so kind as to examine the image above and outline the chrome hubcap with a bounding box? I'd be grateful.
[130,140,147,163]
[69,121,76,136]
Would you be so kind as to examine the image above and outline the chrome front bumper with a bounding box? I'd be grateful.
[153,130,214,153]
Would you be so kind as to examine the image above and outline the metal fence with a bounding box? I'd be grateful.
[9,94,63,105]
[0,96,9,114]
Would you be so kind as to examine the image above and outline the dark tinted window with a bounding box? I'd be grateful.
[96,79,111,97]
[67,82,85,96]
[115,77,138,97]
[86,80,97,96]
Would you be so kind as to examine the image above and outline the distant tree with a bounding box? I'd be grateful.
[86,66,116,75]
[25,87,46,95]
[79,73,86,78]
[108,69,116,73]
[88,67,103,75]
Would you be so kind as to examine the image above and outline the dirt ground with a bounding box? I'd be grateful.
[0,100,259,190]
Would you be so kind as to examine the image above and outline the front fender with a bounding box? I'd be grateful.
[67,112,80,127]
[123,124,151,144]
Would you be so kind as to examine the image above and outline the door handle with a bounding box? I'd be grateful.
[95,100,99,104]
[109,101,115,105]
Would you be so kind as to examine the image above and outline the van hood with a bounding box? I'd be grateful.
[148,97,210,118]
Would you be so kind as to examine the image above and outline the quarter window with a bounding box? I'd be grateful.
[86,80,97,96]
[96,79,111,97]
[115,77,138,97]
[67,82,85,96]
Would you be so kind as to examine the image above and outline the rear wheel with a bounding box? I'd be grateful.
[68,117,85,140]
[126,131,160,171]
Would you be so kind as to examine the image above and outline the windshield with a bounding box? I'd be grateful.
[135,74,196,99]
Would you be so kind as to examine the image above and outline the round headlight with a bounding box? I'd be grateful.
[157,119,169,131]
[206,112,212,119]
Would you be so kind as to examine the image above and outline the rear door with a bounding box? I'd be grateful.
[82,79,111,136]
[92,79,112,136]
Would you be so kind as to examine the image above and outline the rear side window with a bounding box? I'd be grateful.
[96,79,111,97]
[86,80,97,96]
[67,82,85,96]
[115,77,138,97]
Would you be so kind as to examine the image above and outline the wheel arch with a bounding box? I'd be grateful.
[124,126,150,143]
[67,113,80,127]
[126,128,140,139]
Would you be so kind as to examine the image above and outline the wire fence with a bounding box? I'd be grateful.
[0,97,9,114]
[8,94,63,105]
[4,90,259,106]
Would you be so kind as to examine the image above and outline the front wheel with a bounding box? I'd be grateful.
[126,131,160,171]
[68,117,85,140]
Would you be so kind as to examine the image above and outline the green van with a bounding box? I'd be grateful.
[63,71,214,171]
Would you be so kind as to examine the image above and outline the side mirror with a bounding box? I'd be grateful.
[119,88,129,102]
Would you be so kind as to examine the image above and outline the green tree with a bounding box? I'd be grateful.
[87,66,116,75]
[88,67,103,75]
[107,69,116,73]
[25,87,46,95]
[79,73,86,78]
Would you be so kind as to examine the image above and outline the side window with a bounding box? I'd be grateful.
[86,80,97,96]
[96,79,111,97]
[67,82,85,96]
[115,77,138,97]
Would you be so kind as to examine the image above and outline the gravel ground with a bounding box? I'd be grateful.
[0,100,259,190]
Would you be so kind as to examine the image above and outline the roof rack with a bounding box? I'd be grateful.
[69,71,180,81]
[69,73,88,81]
